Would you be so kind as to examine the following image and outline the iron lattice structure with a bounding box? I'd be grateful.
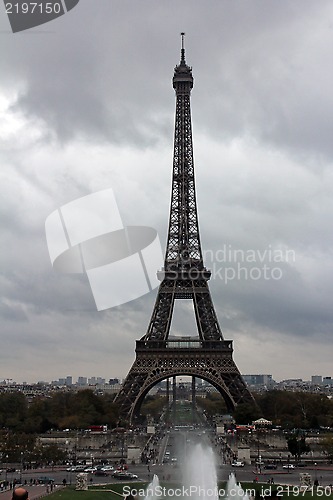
[115,36,254,421]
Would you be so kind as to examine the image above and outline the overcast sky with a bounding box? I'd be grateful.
[1,0,332,385]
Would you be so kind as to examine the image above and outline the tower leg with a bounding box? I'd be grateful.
[173,375,176,421]
[166,377,170,405]
[192,376,196,412]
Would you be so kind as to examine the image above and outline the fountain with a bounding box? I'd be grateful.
[225,472,251,500]
[183,443,219,500]
[145,474,161,500]
[142,443,251,500]
[182,443,251,500]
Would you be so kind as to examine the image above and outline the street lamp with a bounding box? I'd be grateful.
[5,454,8,484]
[20,452,23,484]
[121,434,125,464]
[256,429,261,473]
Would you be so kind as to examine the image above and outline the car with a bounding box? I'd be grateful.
[112,471,138,480]
[84,467,97,473]
[231,461,245,467]
[124,473,138,480]
[94,470,108,476]
[67,465,86,472]
[264,464,277,470]
[37,477,55,484]
[101,465,114,472]
[283,464,295,469]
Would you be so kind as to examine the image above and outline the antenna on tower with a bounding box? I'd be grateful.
[180,32,185,62]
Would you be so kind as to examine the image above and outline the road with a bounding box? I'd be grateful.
[1,425,332,491]
[1,463,332,490]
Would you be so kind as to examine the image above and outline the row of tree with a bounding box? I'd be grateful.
[0,429,68,465]
[197,390,333,429]
[0,390,119,433]
[1,389,333,433]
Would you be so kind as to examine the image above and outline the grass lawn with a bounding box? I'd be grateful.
[49,482,146,500]
[48,481,333,500]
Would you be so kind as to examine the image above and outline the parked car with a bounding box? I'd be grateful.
[264,464,277,470]
[231,461,245,467]
[283,464,295,469]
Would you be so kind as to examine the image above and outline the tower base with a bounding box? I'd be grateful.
[115,339,254,422]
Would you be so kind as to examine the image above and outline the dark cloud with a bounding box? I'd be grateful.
[0,0,332,382]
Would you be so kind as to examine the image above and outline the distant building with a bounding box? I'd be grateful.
[243,374,274,387]
[323,376,333,386]
[66,376,73,386]
[280,378,303,386]
[109,378,120,385]
[77,377,87,386]
[311,375,322,385]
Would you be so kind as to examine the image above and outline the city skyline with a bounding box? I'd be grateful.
[1,372,332,387]
[1,2,333,383]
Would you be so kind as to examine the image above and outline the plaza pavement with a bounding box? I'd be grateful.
[0,485,64,500]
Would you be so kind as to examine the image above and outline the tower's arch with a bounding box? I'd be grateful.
[131,372,235,421]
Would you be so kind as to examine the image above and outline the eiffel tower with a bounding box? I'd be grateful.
[115,34,254,421]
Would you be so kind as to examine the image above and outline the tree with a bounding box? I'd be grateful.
[196,393,227,417]
[256,391,333,429]
[141,396,167,421]
[320,434,333,463]
[0,393,28,431]
[287,433,310,462]
[233,402,261,424]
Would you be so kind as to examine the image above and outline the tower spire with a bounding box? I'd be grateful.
[181,31,186,63]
